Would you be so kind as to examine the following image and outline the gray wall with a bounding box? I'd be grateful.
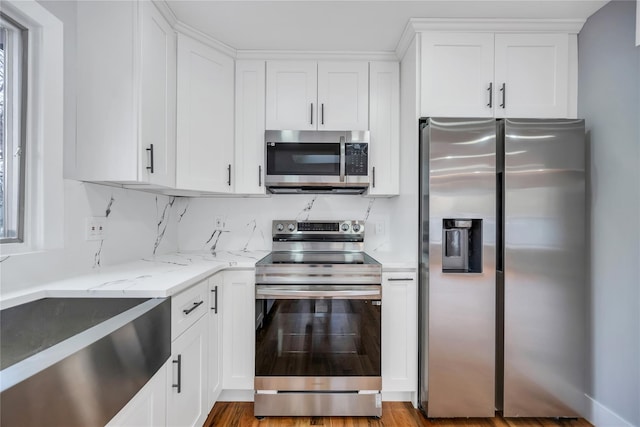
[578,1,640,425]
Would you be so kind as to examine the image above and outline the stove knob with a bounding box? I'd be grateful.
[276,223,284,232]
[341,223,350,232]
[352,223,361,233]
[287,223,296,232]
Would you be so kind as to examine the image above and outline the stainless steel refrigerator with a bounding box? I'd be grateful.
[418,118,586,418]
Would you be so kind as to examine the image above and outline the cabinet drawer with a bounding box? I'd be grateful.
[172,279,208,341]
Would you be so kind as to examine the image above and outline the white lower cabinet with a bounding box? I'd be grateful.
[208,274,223,407]
[382,271,418,396]
[166,279,209,427]
[222,270,256,391]
[167,314,209,427]
[106,362,168,427]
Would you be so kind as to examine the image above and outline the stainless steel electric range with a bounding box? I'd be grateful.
[254,220,382,418]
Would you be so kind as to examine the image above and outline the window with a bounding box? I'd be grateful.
[0,14,27,243]
[0,0,63,255]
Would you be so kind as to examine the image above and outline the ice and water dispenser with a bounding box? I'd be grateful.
[442,219,482,273]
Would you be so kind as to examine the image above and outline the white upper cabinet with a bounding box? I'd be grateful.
[235,60,266,195]
[266,61,317,130]
[76,1,176,186]
[493,33,569,118]
[368,62,400,196]
[266,61,369,130]
[421,32,573,118]
[317,62,369,130]
[421,33,495,118]
[176,34,235,193]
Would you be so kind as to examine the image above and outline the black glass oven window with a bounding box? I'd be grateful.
[255,298,381,377]
[267,143,340,176]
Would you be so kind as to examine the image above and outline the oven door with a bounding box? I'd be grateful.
[255,284,381,391]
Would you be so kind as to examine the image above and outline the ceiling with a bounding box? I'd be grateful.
[164,0,609,53]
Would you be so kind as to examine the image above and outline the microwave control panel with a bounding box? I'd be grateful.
[345,143,368,176]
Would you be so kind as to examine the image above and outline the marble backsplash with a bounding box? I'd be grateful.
[176,195,397,256]
[0,181,180,295]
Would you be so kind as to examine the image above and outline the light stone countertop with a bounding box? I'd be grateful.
[0,251,269,310]
[1,250,416,310]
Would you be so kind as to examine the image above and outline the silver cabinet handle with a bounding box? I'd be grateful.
[146,144,154,173]
[387,277,415,281]
[258,165,262,187]
[372,166,376,188]
[321,103,324,125]
[172,354,182,393]
[310,103,313,125]
[227,164,231,186]
[487,83,493,108]
[500,83,506,109]
[211,286,218,314]
[183,300,204,315]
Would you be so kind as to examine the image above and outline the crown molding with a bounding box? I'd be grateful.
[174,21,237,58]
[395,17,586,58]
[236,50,398,62]
[153,0,178,27]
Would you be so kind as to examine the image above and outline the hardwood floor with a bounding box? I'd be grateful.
[203,402,593,427]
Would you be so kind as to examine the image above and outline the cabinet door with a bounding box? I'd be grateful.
[494,33,569,118]
[382,272,417,393]
[76,1,137,182]
[139,1,176,187]
[368,62,399,196]
[235,60,266,195]
[177,34,234,193]
[317,62,369,130]
[266,61,317,130]
[421,33,494,118]
[222,270,255,390]
[167,315,209,427]
[208,275,223,408]
[106,363,167,427]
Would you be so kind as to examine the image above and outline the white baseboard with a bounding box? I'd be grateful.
[218,389,254,402]
[585,395,636,427]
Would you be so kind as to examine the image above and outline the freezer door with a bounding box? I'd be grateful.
[426,117,497,417]
[503,119,586,417]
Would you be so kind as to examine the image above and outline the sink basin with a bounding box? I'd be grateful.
[0,297,171,427]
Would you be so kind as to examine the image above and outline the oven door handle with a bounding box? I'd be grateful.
[255,285,381,300]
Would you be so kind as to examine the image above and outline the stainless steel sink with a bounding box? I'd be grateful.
[0,297,171,427]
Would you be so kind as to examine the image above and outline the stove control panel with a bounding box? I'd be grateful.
[272,220,365,237]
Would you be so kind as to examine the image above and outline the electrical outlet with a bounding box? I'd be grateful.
[86,217,107,241]
[215,216,225,229]
[375,221,385,235]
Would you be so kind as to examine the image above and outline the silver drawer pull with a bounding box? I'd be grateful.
[387,277,414,281]
[183,300,204,315]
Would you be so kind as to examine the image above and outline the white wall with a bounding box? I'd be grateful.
[0,1,180,295]
[578,1,640,426]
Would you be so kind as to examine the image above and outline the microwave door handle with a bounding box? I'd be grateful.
[340,137,346,182]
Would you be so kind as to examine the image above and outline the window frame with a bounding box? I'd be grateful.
[0,0,63,256]
[0,14,28,244]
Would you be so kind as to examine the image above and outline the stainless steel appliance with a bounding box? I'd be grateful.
[254,220,382,417]
[265,130,369,194]
[418,118,586,418]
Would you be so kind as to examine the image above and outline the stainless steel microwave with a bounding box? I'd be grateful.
[265,130,369,194]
